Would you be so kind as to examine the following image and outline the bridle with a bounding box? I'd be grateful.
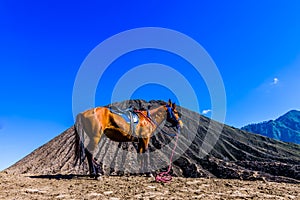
[165,104,182,129]
[135,105,182,130]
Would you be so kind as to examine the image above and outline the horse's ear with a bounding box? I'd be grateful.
[168,99,172,107]
[172,103,176,109]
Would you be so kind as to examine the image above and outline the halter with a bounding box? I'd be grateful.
[165,104,181,128]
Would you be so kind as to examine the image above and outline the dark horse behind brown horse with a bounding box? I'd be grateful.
[74,100,183,178]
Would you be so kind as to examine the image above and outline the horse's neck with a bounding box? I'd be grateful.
[150,106,166,124]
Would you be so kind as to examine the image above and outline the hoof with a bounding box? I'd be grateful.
[89,174,96,179]
[145,173,154,177]
[89,173,101,179]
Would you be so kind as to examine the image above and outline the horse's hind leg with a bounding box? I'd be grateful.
[77,111,103,178]
[86,149,98,178]
[85,149,102,179]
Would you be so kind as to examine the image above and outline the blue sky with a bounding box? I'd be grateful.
[1,1,300,170]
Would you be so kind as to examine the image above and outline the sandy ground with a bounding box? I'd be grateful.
[0,172,299,200]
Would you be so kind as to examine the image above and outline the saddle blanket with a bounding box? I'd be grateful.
[108,107,139,124]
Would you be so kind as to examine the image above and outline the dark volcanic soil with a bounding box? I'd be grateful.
[3,100,300,185]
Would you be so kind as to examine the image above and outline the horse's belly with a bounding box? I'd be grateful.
[104,128,136,142]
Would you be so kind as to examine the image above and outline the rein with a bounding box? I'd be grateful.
[135,107,180,184]
[155,127,180,183]
[132,107,181,183]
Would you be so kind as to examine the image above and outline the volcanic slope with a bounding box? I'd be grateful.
[4,100,300,183]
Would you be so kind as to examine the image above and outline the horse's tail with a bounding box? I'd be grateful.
[74,115,86,167]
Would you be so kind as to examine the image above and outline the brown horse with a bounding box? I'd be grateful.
[74,100,183,178]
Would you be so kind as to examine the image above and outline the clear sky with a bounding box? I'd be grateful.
[1,1,300,170]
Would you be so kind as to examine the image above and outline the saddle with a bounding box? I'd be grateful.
[108,106,139,136]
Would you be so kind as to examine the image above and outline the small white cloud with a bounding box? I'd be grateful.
[272,77,279,85]
[202,109,211,115]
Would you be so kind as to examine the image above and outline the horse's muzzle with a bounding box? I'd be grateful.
[178,120,184,129]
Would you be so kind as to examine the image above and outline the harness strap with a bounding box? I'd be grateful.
[108,106,139,137]
[141,109,179,137]
[134,110,156,126]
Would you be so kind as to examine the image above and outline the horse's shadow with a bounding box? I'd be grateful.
[28,174,92,180]
[29,172,157,180]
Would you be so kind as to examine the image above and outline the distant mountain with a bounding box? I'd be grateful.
[242,110,300,144]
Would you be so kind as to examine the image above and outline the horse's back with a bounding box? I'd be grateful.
[78,107,110,120]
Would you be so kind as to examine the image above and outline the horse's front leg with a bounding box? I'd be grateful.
[137,138,152,176]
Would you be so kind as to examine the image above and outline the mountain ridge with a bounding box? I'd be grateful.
[242,110,300,144]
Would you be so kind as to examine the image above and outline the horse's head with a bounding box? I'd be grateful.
[165,99,183,129]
